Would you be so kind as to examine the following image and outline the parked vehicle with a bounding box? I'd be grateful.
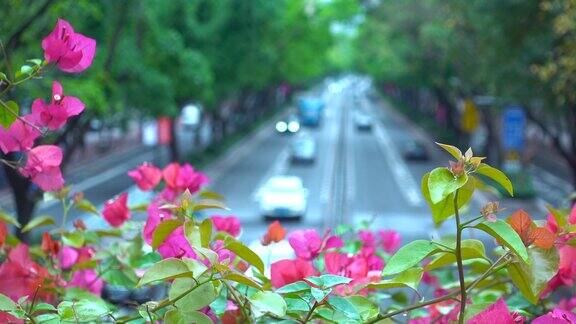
[257,176,308,219]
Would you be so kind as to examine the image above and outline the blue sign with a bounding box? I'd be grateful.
[502,106,525,151]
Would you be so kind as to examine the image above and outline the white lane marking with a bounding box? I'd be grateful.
[346,106,356,203]
[38,151,155,210]
[371,112,423,207]
[320,95,341,203]
[251,148,290,200]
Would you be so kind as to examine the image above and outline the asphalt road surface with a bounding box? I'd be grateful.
[23,78,546,246]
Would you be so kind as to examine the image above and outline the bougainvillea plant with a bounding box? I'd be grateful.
[0,18,576,324]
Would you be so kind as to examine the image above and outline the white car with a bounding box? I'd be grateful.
[257,176,308,219]
[291,133,316,164]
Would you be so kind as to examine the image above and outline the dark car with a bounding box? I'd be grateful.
[403,141,429,161]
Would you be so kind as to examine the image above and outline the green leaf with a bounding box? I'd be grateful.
[0,101,18,128]
[382,240,440,276]
[0,72,7,81]
[152,219,182,249]
[435,142,463,159]
[328,295,360,320]
[428,167,468,204]
[276,281,310,294]
[368,267,423,292]
[199,191,225,200]
[164,309,212,324]
[319,274,353,288]
[184,221,202,248]
[311,286,331,303]
[347,296,379,322]
[137,258,193,287]
[225,240,265,274]
[464,302,493,322]
[75,199,100,215]
[546,204,567,228]
[285,297,311,312]
[192,199,229,212]
[22,215,55,233]
[422,173,475,225]
[27,59,43,66]
[0,209,20,227]
[169,279,218,310]
[425,240,487,271]
[475,220,528,262]
[476,163,514,196]
[57,300,109,322]
[507,247,559,304]
[0,293,17,312]
[249,291,287,318]
[200,218,212,248]
[223,272,262,290]
[62,232,85,248]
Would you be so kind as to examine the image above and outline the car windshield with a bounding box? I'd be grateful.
[266,177,302,192]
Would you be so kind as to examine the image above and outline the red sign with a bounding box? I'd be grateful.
[157,117,172,144]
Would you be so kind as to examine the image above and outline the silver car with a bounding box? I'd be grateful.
[291,134,316,164]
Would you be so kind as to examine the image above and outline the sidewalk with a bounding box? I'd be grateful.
[374,95,548,217]
[0,140,156,211]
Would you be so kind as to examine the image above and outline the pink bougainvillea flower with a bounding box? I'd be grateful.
[288,229,342,260]
[211,215,241,237]
[162,163,209,196]
[544,245,576,294]
[0,115,41,154]
[102,192,130,227]
[533,309,576,323]
[0,244,55,302]
[468,298,523,324]
[359,230,376,247]
[59,246,94,270]
[31,81,85,130]
[379,229,401,253]
[20,145,64,191]
[68,269,103,295]
[270,259,317,288]
[143,202,196,259]
[42,18,96,73]
[128,162,162,191]
[288,229,323,260]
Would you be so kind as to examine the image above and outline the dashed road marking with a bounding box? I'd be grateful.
[369,105,423,207]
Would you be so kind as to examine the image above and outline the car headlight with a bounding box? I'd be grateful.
[276,121,287,133]
[288,121,300,132]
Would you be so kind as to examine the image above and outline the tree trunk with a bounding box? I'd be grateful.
[169,117,179,162]
[433,87,463,145]
[3,161,36,242]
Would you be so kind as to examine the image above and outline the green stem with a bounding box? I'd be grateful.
[301,301,319,323]
[116,279,214,323]
[0,98,43,133]
[223,280,251,323]
[368,254,510,324]
[453,189,467,324]
[460,215,483,228]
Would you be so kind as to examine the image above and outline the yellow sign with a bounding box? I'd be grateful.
[461,99,479,133]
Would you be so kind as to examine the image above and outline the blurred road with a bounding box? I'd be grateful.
[205,79,543,245]
[23,78,545,244]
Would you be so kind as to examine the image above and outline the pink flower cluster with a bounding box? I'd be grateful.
[270,227,402,295]
[0,18,96,192]
[544,204,576,295]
